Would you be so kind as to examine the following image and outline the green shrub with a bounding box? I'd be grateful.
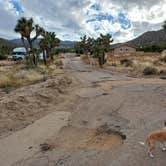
[143,67,158,75]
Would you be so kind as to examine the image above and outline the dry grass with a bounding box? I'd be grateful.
[0,69,43,88]
[107,55,166,76]
[0,62,60,89]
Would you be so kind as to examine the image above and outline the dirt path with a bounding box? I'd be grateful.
[1,54,166,166]
[0,74,75,138]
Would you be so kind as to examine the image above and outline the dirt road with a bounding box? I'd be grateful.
[1,54,166,166]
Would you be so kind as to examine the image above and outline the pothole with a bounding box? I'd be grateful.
[47,126,126,150]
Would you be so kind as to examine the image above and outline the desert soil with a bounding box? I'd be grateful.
[0,54,166,166]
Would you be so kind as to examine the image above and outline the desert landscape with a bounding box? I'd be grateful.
[0,53,165,166]
[0,1,166,166]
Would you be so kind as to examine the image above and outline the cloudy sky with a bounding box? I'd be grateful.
[0,0,166,43]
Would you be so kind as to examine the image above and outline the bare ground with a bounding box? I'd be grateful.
[0,55,166,166]
[0,73,75,139]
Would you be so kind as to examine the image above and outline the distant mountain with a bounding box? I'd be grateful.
[126,29,166,47]
[11,39,40,48]
[0,38,18,48]
[10,39,77,48]
[1,29,165,50]
[60,40,77,48]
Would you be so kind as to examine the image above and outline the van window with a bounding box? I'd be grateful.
[13,52,26,55]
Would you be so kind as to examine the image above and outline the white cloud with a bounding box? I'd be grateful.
[0,0,166,43]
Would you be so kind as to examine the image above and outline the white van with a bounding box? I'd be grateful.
[12,47,26,61]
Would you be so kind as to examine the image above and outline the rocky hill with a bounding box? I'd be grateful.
[126,29,166,47]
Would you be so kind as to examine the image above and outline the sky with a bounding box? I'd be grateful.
[0,0,166,43]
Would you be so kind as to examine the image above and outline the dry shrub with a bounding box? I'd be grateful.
[24,70,43,83]
[120,59,133,67]
[131,60,153,70]
[0,73,18,88]
[0,69,44,88]
[0,59,66,90]
[159,70,166,75]
[153,60,162,66]
[81,55,90,64]
[106,60,119,66]
[54,59,63,67]
[36,65,54,74]
[160,55,166,63]
[0,64,56,89]
[143,66,158,75]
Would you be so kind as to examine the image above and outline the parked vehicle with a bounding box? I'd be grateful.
[12,47,26,61]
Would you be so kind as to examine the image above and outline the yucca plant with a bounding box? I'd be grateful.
[15,17,44,66]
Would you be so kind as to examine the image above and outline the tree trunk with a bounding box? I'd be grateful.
[46,48,49,59]
[21,37,28,52]
[50,52,54,61]
[43,50,47,65]
[28,38,36,66]
[21,37,29,65]
[98,56,103,68]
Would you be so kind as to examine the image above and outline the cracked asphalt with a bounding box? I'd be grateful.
[9,54,166,165]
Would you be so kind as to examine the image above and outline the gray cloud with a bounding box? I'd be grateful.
[21,0,90,31]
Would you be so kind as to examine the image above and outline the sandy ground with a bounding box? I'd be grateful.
[0,54,166,166]
[0,71,75,139]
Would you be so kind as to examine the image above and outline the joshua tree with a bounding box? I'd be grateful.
[93,33,113,67]
[15,17,44,66]
[39,36,47,65]
[76,33,113,67]
[80,35,89,55]
[76,36,95,55]
[40,31,60,64]
[100,33,113,52]
[74,42,84,54]
[47,32,60,60]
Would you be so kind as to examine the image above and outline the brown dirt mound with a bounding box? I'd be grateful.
[0,75,73,138]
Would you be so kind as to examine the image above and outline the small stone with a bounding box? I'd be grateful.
[28,146,33,150]
[40,143,53,152]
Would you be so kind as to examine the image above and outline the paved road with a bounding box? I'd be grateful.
[64,54,129,84]
[0,111,71,166]
[11,54,166,166]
